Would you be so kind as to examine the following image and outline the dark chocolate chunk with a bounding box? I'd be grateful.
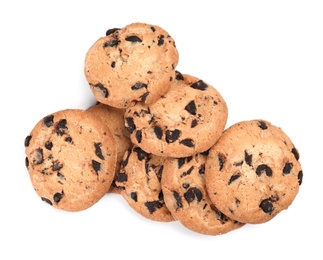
[228,173,241,185]
[283,162,293,174]
[165,129,181,143]
[92,83,109,98]
[156,165,164,182]
[44,141,53,150]
[41,197,52,206]
[245,150,252,166]
[185,100,197,115]
[65,137,72,143]
[259,198,274,214]
[43,115,54,127]
[52,160,63,171]
[256,164,273,177]
[140,92,150,102]
[111,61,116,68]
[298,170,303,185]
[175,71,184,81]
[257,121,268,130]
[135,130,142,143]
[130,192,137,202]
[121,149,132,167]
[199,164,205,175]
[173,191,182,209]
[131,82,147,90]
[153,126,163,139]
[191,119,198,128]
[150,26,156,32]
[104,40,119,47]
[157,35,165,46]
[145,200,163,214]
[125,117,136,133]
[57,172,65,180]
[218,153,226,171]
[25,135,32,147]
[177,158,185,169]
[133,146,148,161]
[32,148,44,165]
[92,160,101,174]
[182,183,190,189]
[55,119,68,136]
[25,157,29,168]
[115,172,127,182]
[190,80,208,91]
[180,139,195,147]
[292,147,300,161]
[94,143,104,160]
[125,35,142,43]
[184,187,203,204]
[53,192,63,204]
[181,166,194,177]
[105,28,120,36]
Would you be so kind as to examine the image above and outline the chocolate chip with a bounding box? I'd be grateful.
[131,82,147,90]
[175,71,184,81]
[245,150,252,166]
[92,83,109,98]
[111,61,116,68]
[218,153,226,171]
[105,28,120,36]
[199,164,205,175]
[133,146,148,161]
[32,148,44,165]
[150,26,156,32]
[130,192,137,202]
[52,160,63,171]
[292,147,300,161]
[177,158,185,169]
[25,157,29,168]
[256,164,273,177]
[125,117,136,133]
[140,92,150,102]
[173,191,182,209]
[53,192,63,203]
[121,149,132,167]
[257,121,268,130]
[65,137,72,143]
[41,197,52,206]
[165,129,181,143]
[180,139,195,147]
[94,143,104,160]
[184,187,202,204]
[92,160,101,174]
[25,135,32,147]
[125,35,142,43]
[228,173,241,185]
[182,183,190,189]
[283,162,293,174]
[57,172,65,180]
[298,170,303,185]
[104,40,119,47]
[55,119,68,136]
[153,126,163,139]
[115,172,127,182]
[135,130,142,143]
[259,199,274,214]
[185,100,197,115]
[157,35,164,46]
[43,115,54,127]
[156,165,164,182]
[190,80,208,91]
[180,166,194,177]
[145,200,163,214]
[191,119,198,128]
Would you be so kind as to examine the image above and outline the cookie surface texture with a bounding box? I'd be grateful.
[114,145,174,222]
[205,120,303,224]
[24,109,117,212]
[86,102,132,193]
[162,152,244,235]
[124,71,228,157]
[84,22,179,108]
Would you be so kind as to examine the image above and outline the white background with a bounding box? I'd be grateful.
[1,0,322,259]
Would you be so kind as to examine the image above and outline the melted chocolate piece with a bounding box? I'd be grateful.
[32,148,44,165]
[257,121,268,130]
[135,130,142,143]
[133,147,148,161]
[64,137,72,143]
[175,71,184,81]
[125,36,142,43]
[121,149,132,167]
[125,117,136,133]
[228,173,241,185]
[130,192,137,202]
[283,162,293,174]
[56,119,68,136]
[52,160,63,171]
[140,92,150,102]
[92,160,101,174]
[104,40,119,47]
[298,170,303,185]
[218,153,226,171]
[184,187,202,204]
[115,172,127,182]
[190,80,208,91]
[41,197,52,205]
[131,82,147,90]
[185,100,197,115]
[43,115,54,127]
[92,83,109,98]
[53,192,63,203]
[177,158,185,169]
[173,191,182,209]
[180,166,194,177]
[25,135,32,147]
[180,139,195,147]
[165,129,181,143]
[256,164,273,177]
[94,143,104,160]
[150,26,156,32]
[259,199,274,214]
[292,147,300,160]
[191,119,198,128]
[106,28,120,36]
[157,35,164,46]
[153,126,163,139]
[244,150,252,166]
[45,141,53,150]
[145,200,163,214]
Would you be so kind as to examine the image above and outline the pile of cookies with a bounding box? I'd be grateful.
[24,22,303,236]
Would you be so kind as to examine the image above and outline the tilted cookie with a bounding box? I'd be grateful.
[205,120,303,224]
[162,152,245,235]
[114,145,174,222]
[24,109,117,212]
[84,22,179,108]
[86,102,132,193]
[124,71,228,158]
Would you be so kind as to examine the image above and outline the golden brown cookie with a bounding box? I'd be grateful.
[162,152,245,235]
[86,102,132,193]
[24,109,117,212]
[124,71,228,158]
[114,145,174,222]
[84,22,179,108]
[205,120,303,224]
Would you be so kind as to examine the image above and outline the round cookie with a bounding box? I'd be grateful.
[114,145,174,222]
[24,109,117,212]
[205,120,303,224]
[124,71,228,158]
[86,102,132,193]
[84,22,179,108]
[162,152,245,235]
